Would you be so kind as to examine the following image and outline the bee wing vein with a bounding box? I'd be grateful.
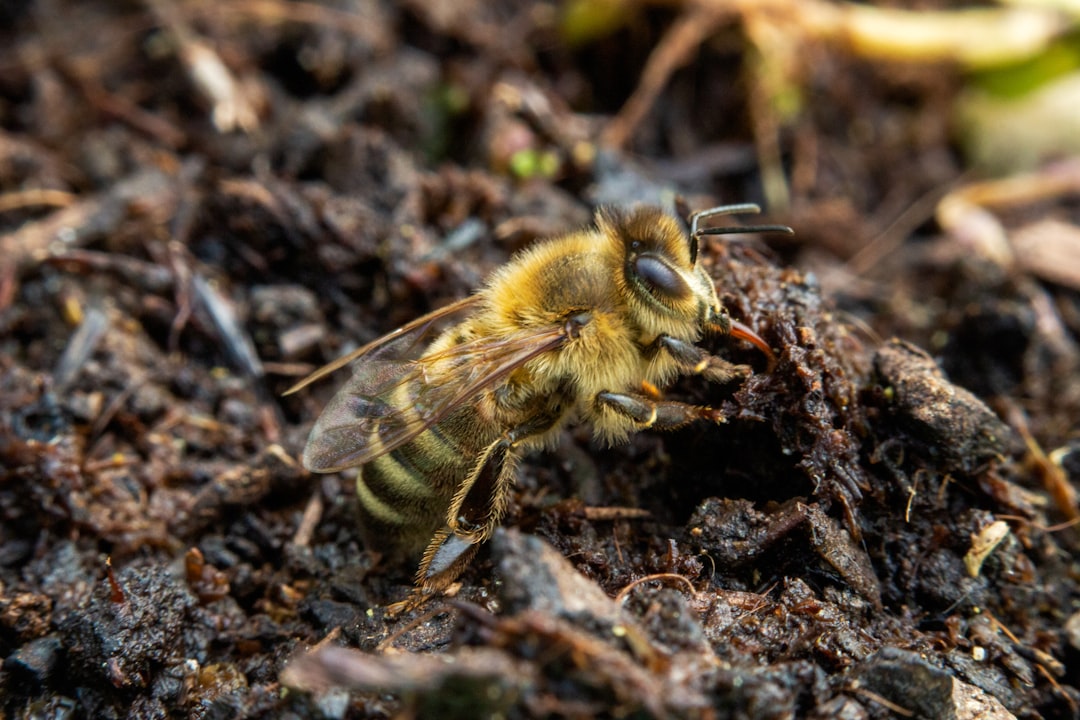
[302,325,568,472]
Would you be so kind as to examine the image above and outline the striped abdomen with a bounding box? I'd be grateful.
[356,406,496,558]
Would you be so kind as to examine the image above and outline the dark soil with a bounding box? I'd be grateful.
[2,1,1079,718]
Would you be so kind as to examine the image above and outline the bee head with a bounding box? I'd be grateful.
[598,206,722,339]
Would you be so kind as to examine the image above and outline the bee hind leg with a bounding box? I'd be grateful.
[414,526,484,596]
[386,523,483,617]
[415,407,564,594]
[413,437,518,593]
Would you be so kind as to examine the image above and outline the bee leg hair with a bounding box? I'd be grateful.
[416,406,565,592]
[649,334,751,384]
[596,390,725,429]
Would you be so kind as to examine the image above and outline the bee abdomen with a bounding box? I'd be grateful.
[356,423,476,555]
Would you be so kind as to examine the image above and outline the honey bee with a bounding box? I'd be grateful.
[287,204,789,595]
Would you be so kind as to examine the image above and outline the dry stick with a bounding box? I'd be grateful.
[376,605,459,653]
[291,492,324,548]
[983,609,1076,711]
[615,573,698,603]
[204,0,391,51]
[745,47,788,213]
[62,63,186,148]
[850,687,914,718]
[1036,663,1079,713]
[0,262,14,313]
[846,181,954,276]
[995,514,1080,534]
[166,241,195,355]
[144,0,262,133]
[581,506,651,521]
[0,189,76,213]
[601,3,730,149]
[0,169,179,274]
[1003,401,1080,521]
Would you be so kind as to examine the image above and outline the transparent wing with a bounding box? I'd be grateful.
[301,315,570,473]
[284,295,482,396]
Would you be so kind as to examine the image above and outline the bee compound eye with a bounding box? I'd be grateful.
[634,255,689,300]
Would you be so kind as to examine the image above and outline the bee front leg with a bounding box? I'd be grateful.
[648,334,751,384]
[596,390,725,430]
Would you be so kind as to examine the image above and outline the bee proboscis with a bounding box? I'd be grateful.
[287,203,791,597]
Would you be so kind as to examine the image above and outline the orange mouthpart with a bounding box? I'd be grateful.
[729,320,776,370]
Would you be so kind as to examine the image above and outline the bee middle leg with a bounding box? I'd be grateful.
[648,334,751,384]
[597,390,725,429]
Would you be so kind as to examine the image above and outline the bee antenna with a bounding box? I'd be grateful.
[688,203,794,239]
[697,224,795,237]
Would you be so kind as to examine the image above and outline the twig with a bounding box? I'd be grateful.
[601,3,731,149]
[291,491,324,548]
[850,687,914,717]
[0,189,76,214]
[615,573,698,603]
